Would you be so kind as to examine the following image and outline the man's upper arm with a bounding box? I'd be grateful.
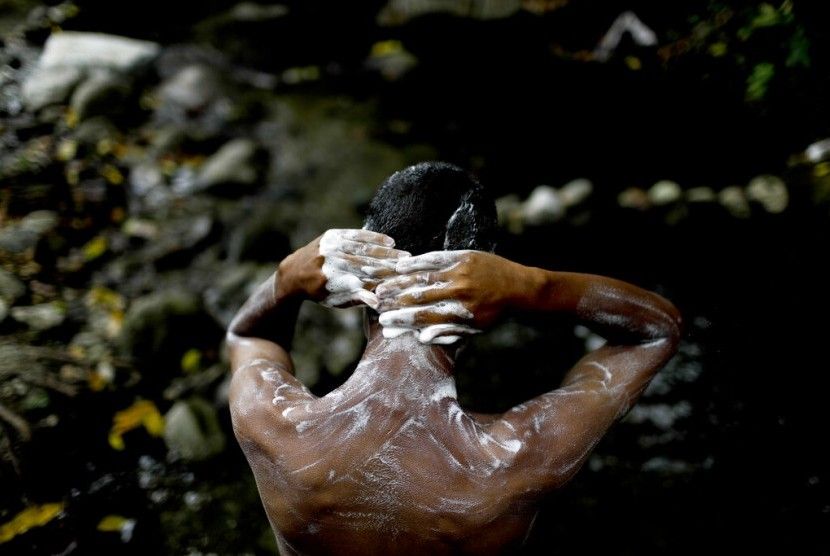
[493,339,676,490]
[227,334,314,443]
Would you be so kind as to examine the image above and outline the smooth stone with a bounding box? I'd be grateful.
[21,66,83,111]
[164,397,226,461]
[157,64,222,114]
[686,186,716,203]
[746,175,788,214]
[559,178,593,207]
[648,180,682,206]
[70,71,130,121]
[718,186,751,218]
[618,187,650,210]
[805,138,830,164]
[192,138,260,194]
[38,32,160,72]
[522,185,564,225]
[0,268,26,304]
[11,302,66,330]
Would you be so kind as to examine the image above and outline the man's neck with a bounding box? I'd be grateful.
[357,319,458,386]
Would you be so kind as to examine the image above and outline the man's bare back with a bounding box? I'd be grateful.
[227,227,682,555]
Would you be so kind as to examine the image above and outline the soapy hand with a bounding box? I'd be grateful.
[375,250,522,343]
[279,229,410,309]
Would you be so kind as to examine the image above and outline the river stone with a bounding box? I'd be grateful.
[559,178,593,208]
[191,138,261,194]
[746,175,788,214]
[522,185,564,225]
[0,268,25,304]
[70,71,130,121]
[648,180,682,206]
[38,32,160,72]
[686,187,716,203]
[11,302,66,330]
[718,186,751,218]
[0,210,58,253]
[164,397,226,461]
[157,64,221,114]
[21,66,83,111]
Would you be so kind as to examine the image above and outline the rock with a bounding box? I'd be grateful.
[0,210,58,253]
[142,215,216,268]
[157,64,223,115]
[203,263,272,328]
[69,71,130,121]
[21,66,83,111]
[747,175,788,214]
[495,194,523,233]
[648,180,682,206]
[559,178,593,207]
[618,187,650,210]
[0,268,26,304]
[378,0,521,25]
[522,185,564,225]
[119,289,201,358]
[718,186,751,218]
[38,32,160,73]
[686,187,716,203]
[805,138,830,164]
[10,302,66,330]
[164,397,226,461]
[73,116,119,147]
[228,2,290,22]
[190,139,263,195]
[0,299,7,323]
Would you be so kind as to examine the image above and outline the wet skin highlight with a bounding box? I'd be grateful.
[227,229,682,555]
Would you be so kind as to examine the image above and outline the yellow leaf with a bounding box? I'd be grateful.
[109,400,165,449]
[97,515,128,532]
[624,56,642,71]
[814,162,830,178]
[708,42,728,57]
[108,431,125,450]
[57,139,77,161]
[181,349,201,374]
[0,503,64,543]
[101,164,124,185]
[370,40,403,58]
[82,235,108,261]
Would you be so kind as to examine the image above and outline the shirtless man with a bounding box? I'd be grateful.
[227,162,683,555]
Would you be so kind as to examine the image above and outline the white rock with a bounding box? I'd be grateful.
[193,139,259,193]
[746,175,788,214]
[805,138,830,163]
[522,185,564,225]
[21,66,83,111]
[38,32,160,72]
[648,180,682,205]
[559,178,593,207]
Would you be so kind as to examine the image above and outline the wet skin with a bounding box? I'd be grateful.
[227,230,682,555]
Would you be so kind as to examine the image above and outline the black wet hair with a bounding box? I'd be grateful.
[364,162,497,255]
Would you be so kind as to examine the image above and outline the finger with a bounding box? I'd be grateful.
[322,289,379,309]
[378,301,472,328]
[417,324,480,344]
[325,255,397,279]
[335,239,410,259]
[377,284,451,312]
[376,272,448,297]
[395,251,465,274]
[331,229,395,247]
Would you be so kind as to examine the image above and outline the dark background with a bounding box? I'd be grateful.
[1,0,828,553]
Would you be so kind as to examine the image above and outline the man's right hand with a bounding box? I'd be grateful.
[375,250,531,332]
[278,229,410,309]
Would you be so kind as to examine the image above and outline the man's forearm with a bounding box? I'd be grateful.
[227,267,303,350]
[514,268,682,344]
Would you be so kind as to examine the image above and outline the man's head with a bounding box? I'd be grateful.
[364,162,498,255]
